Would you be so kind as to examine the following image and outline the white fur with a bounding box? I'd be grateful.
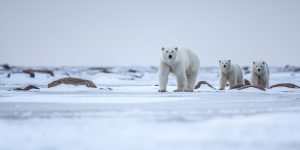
[250,61,270,88]
[159,47,200,92]
[219,60,244,90]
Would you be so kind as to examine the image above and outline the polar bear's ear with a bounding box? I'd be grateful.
[253,61,255,65]
[175,47,178,51]
[262,61,265,64]
[219,60,221,63]
[161,47,165,51]
[228,60,231,63]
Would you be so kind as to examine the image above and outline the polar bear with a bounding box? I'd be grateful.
[250,61,270,88]
[159,47,200,92]
[219,60,244,90]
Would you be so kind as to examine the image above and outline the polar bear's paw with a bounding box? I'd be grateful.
[158,89,167,92]
[174,89,185,92]
[184,89,193,92]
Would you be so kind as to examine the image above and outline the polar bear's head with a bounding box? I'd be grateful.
[219,60,232,73]
[161,47,178,64]
[252,61,266,75]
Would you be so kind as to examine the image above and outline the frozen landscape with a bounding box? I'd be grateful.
[0,65,300,150]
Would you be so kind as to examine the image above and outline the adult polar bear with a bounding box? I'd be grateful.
[159,47,200,92]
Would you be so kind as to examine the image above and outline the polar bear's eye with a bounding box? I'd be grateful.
[172,51,174,53]
[166,51,168,53]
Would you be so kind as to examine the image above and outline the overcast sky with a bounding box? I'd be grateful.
[0,0,299,67]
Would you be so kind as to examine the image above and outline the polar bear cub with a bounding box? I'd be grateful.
[219,60,244,90]
[250,61,270,88]
[159,47,200,92]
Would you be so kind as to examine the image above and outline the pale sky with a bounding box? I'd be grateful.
[0,0,300,67]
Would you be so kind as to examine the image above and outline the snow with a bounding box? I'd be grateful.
[0,66,300,150]
[0,113,299,150]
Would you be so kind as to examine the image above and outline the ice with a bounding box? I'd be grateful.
[0,66,300,150]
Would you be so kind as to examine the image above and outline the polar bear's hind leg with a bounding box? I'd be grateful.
[186,72,198,91]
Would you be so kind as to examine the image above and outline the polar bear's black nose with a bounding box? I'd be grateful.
[258,69,261,72]
[168,55,172,59]
[223,65,226,68]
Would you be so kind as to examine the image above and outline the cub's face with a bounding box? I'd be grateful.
[252,61,266,75]
[161,47,178,64]
[219,60,231,73]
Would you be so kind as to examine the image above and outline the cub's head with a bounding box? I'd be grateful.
[252,61,266,75]
[161,47,178,64]
[219,60,231,73]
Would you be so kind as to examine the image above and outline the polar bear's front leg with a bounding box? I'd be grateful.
[159,63,170,92]
[228,78,237,89]
[219,73,227,90]
[261,75,269,88]
[228,73,237,89]
[265,78,269,88]
[250,74,259,86]
[174,71,187,92]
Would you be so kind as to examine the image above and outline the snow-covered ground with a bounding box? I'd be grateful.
[0,66,300,150]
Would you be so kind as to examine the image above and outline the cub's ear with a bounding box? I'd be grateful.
[262,61,265,64]
[228,60,231,63]
[253,61,255,65]
[219,60,221,63]
[175,47,178,51]
[161,47,165,51]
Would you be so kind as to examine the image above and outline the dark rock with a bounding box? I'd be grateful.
[34,69,54,76]
[99,87,113,90]
[128,69,137,73]
[243,66,251,74]
[14,85,40,91]
[48,77,97,88]
[23,69,54,78]
[132,74,144,79]
[23,70,35,78]
[100,68,112,73]
[128,69,144,78]
[282,65,300,72]
[89,67,113,73]
[2,64,11,70]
